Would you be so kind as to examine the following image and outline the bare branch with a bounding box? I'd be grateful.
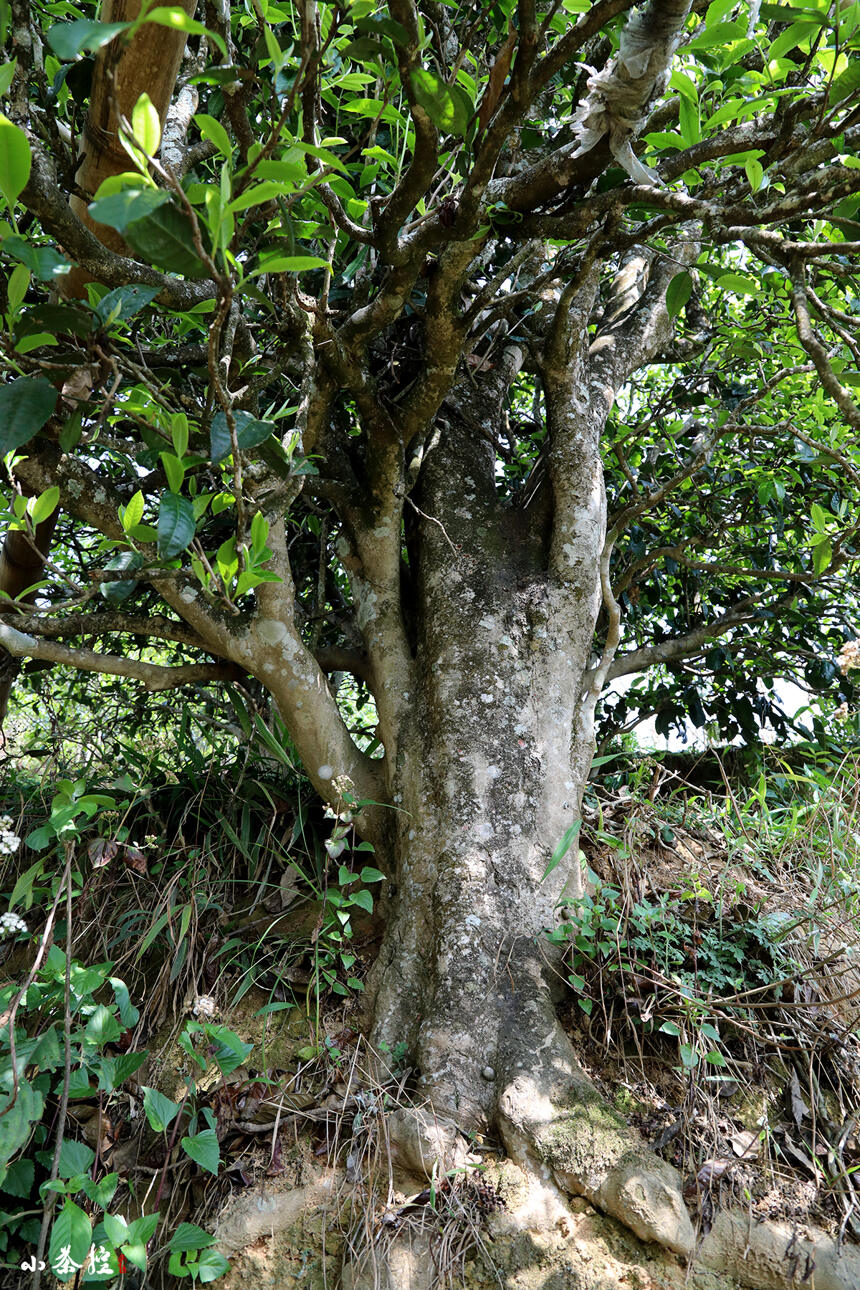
[0,624,244,692]
[605,596,772,682]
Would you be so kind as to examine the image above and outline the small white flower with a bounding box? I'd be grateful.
[0,911,28,938]
[192,994,217,1018]
[0,816,21,858]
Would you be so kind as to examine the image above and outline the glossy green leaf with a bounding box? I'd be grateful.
[29,485,60,524]
[0,112,31,209]
[0,376,57,454]
[46,20,129,60]
[1,234,73,278]
[123,201,209,276]
[409,67,469,136]
[715,271,758,295]
[0,60,16,97]
[168,1222,216,1252]
[666,271,693,317]
[209,410,275,462]
[58,1138,95,1180]
[88,187,170,234]
[251,253,328,276]
[194,112,232,159]
[132,92,160,157]
[96,283,160,324]
[157,491,196,559]
[196,1247,231,1283]
[100,550,144,604]
[85,1004,122,1046]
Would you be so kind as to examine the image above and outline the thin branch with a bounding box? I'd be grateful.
[788,259,860,431]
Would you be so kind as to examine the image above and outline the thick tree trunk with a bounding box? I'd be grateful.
[345,407,699,1268]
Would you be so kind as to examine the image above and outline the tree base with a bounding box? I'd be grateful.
[214,1137,860,1290]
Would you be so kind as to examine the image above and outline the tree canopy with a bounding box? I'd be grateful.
[1,0,860,758]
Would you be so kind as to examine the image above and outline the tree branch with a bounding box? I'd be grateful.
[0,624,244,691]
[788,259,860,431]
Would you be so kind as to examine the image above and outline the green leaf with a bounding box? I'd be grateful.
[251,253,328,276]
[810,501,828,532]
[100,550,144,604]
[181,1128,220,1175]
[350,888,373,913]
[58,1138,95,1180]
[96,1052,143,1094]
[82,1171,118,1209]
[29,485,60,524]
[205,1025,252,1076]
[6,260,28,312]
[85,1005,122,1047]
[0,60,17,97]
[157,491,196,559]
[715,271,757,295]
[666,271,693,318]
[169,1222,216,1252]
[679,1042,699,1069]
[142,1086,181,1133]
[0,376,56,454]
[227,181,292,213]
[46,20,129,60]
[123,1212,159,1270]
[745,156,764,192]
[359,866,385,883]
[541,819,581,881]
[160,451,186,493]
[124,201,209,276]
[121,490,145,534]
[196,1246,231,1283]
[1,1157,34,1197]
[103,1213,129,1247]
[813,538,832,575]
[88,187,170,234]
[409,67,469,136]
[131,92,161,157]
[194,112,232,159]
[48,1199,92,1270]
[209,410,275,462]
[686,20,745,49]
[143,8,227,57]
[0,113,31,209]
[1,234,73,279]
[831,61,860,105]
[96,284,160,324]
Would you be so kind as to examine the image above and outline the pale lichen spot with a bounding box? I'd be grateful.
[317,764,334,780]
[258,618,288,646]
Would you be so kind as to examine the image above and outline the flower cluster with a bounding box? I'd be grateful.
[0,911,27,938]
[0,816,21,857]
[838,640,860,675]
